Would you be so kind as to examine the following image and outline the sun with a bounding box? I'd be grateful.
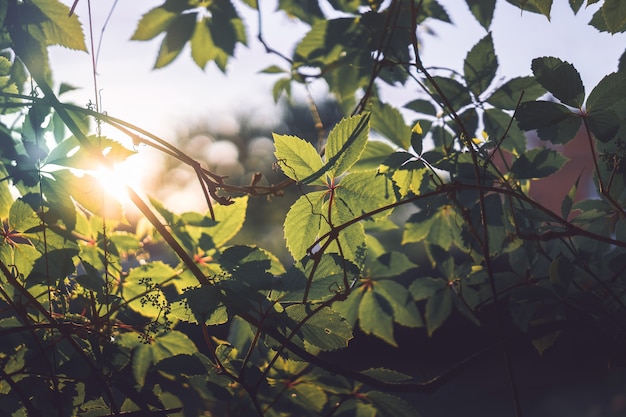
[91,155,146,205]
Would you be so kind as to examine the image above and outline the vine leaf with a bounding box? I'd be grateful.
[273,134,325,185]
[131,4,183,41]
[365,391,421,417]
[509,147,568,179]
[122,261,178,318]
[465,0,497,29]
[486,76,545,110]
[284,305,353,351]
[464,33,498,97]
[29,0,87,51]
[515,100,581,144]
[132,331,198,386]
[601,0,626,33]
[531,57,585,108]
[154,13,196,69]
[371,102,411,149]
[284,191,325,261]
[585,71,626,142]
[325,113,370,178]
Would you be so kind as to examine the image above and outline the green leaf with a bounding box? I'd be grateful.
[122,261,178,318]
[371,102,411,149]
[585,71,626,142]
[325,113,370,178]
[515,100,581,144]
[190,17,215,69]
[374,280,423,328]
[358,287,396,346]
[569,0,583,14]
[353,140,395,171]
[361,368,412,383]
[368,252,416,279]
[334,169,396,221]
[428,76,472,110]
[601,0,626,33]
[531,57,585,107]
[201,195,248,247]
[273,133,325,185]
[131,5,181,41]
[424,287,453,336]
[402,204,462,250]
[486,76,546,110]
[51,170,123,220]
[285,305,353,351]
[154,13,196,69]
[132,331,198,385]
[284,191,325,261]
[549,253,574,296]
[278,0,325,25]
[30,0,87,50]
[483,108,527,153]
[409,277,447,301]
[464,33,498,96]
[509,147,568,179]
[465,0,497,29]
[365,391,421,417]
[405,99,437,116]
[170,286,228,325]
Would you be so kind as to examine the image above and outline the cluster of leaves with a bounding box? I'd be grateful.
[0,0,625,416]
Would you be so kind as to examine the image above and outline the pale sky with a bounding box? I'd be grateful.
[50,1,625,138]
[46,0,625,212]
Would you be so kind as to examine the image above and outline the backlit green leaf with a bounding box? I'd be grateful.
[284,191,325,261]
[273,133,325,185]
[464,33,498,96]
[531,57,585,107]
[335,169,396,221]
[371,102,411,149]
[325,113,370,178]
[358,287,396,346]
[428,76,472,110]
[30,0,87,51]
[122,261,177,318]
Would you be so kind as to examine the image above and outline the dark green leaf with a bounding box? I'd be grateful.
[601,0,626,33]
[509,147,568,179]
[279,0,325,25]
[154,13,196,69]
[428,76,472,110]
[515,100,581,144]
[464,33,498,96]
[465,0,496,29]
[549,253,574,296]
[405,99,437,116]
[285,305,353,351]
[358,287,396,345]
[531,57,585,107]
[483,108,527,153]
[569,0,583,13]
[131,5,182,41]
[353,140,395,170]
[487,76,546,110]
[365,391,421,417]
[409,277,447,301]
[585,71,626,142]
[361,368,412,383]
[425,287,453,336]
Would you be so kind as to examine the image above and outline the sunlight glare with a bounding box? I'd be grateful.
[92,156,145,205]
